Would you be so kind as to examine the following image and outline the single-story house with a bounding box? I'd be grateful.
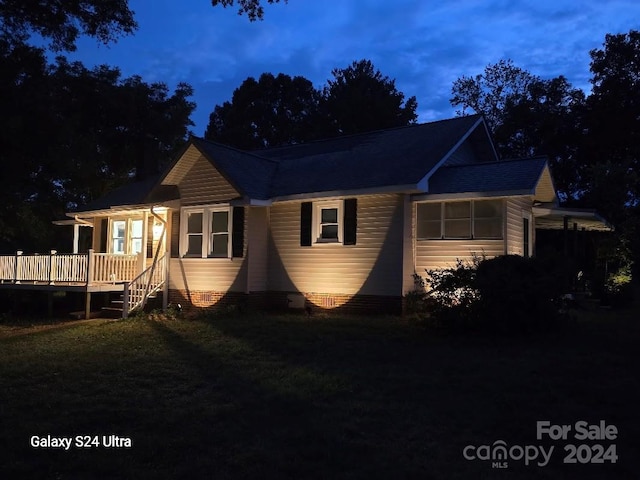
[0,115,612,316]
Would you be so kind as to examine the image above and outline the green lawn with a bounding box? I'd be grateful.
[1,307,639,479]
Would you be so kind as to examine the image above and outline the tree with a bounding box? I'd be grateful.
[205,73,322,149]
[450,59,538,132]
[211,0,286,21]
[0,41,195,252]
[0,0,137,51]
[450,60,585,201]
[322,59,418,136]
[580,30,640,222]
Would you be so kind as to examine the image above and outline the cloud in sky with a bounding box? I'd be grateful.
[67,0,640,134]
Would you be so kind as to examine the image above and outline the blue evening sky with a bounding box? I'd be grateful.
[64,0,640,135]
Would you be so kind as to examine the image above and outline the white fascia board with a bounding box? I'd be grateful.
[416,116,485,192]
[411,190,532,202]
[271,184,420,203]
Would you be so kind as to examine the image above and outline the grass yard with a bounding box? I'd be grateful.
[1,305,639,479]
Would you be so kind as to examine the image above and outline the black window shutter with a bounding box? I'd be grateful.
[170,211,180,258]
[99,218,108,252]
[232,206,244,258]
[146,216,154,258]
[343,198,357,245]
[300,202,312,246]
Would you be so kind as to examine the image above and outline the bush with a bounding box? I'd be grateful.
[423,255,566,333]
[474,255,562,332]
[425,256,482,328]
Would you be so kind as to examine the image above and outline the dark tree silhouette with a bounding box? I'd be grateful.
[580,30,640,222]
[211,0,286,21]
[205,73,321,149]
[322,59,418,136]
[451,60,585,202]
[0,42,195,251]
[0,0,137,51]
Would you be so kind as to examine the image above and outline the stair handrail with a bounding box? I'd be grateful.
[122,253,166,317]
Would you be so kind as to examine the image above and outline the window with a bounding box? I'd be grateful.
[110,218,144,255]
[186,212,203,256]
[181,207,240,258]
[130,220,144,254]
[444,202,471,238]
[112,220,126,254]
[416,203,441,239]
[474,200,503,239]
[416,200,503,240]
[314,201,342,243]
[210,210,229,257]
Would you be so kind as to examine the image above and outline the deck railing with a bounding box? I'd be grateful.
[122,254,166,317]
[0,250,140,285]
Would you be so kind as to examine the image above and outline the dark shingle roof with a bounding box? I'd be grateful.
[73,175,173,213]
[190,138,277,200]
[254,115,483,197]
[428,157,548,194]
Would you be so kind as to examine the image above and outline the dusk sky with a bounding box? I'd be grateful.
[63,0,640,135]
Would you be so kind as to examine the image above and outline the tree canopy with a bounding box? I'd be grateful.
[324,60,418,136]
[0,41,195,252]
[210,0,286,21]
[205,73,321,149]
[0,0,137,51]
[205,60,418,149]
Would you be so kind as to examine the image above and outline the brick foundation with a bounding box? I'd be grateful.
[168,289,401,315]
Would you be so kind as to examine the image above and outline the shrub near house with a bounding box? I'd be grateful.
[424,255,565,332]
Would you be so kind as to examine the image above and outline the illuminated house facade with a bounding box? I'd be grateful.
[17,115,609,316]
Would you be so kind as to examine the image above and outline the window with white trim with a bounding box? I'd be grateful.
[110,218,144,254]
[181,206,233,258]
[416,200,503,240]
[314,201,342,243]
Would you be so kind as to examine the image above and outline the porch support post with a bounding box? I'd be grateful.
[14,250,22,284]
[84,291,92,320]
[573,222,578,260]
[73,223,80,254]
[86,249,95,286]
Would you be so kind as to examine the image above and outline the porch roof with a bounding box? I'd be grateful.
[71,176,179,215]
[533,205,613,231]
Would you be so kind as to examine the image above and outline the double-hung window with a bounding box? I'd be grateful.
[110,218,144,254]
[314,201,342,243]
[181,207,233,258]
[416,200,504,240]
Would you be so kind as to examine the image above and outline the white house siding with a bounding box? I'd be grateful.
[267,194,405,296]
[178,155,239,205]
[168,213,248,292]
[415,239,505,274]
[535,166,557,203]
[402,195,415,294]
[505,196,533,255]
[247,206,269,292]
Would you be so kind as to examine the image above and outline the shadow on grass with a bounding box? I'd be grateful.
[145,318,393,479]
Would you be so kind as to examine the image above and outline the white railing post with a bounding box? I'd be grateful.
[49,250,57,284]
[137,250,145,276]
[14,251,22,283]
[86,249,95,286]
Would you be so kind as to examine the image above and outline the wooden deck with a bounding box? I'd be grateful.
[0,250,140,289]
[0,250,167,319]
